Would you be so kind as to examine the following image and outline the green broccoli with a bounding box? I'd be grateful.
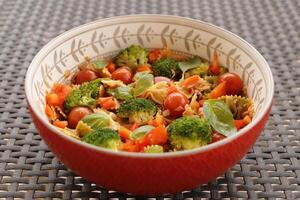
[64,79,102,112]
[152,58,180,79]
[115,45,148,70]
[81,128,121,150]
[167,116,212,150]
[116,98,157,124]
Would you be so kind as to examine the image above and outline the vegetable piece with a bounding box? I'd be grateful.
[136,65,152,73]
[148,49,161,64]
[106,61,116,73]
[178,56,202,78]
[210,51,221,75]
[154,76,171,83]
[163,92,189,118]
[72,69,98,85]
[133,72,154,97]
[53,120,68,128]
[111,67,133,84]
[181,75,202,88]
[98,97,117,110]
[118,126,132,140]
[218,72,243,95]
[120,140,140,152]
[219,95,253,119]
[130,125,154,140]
[209,82,226,99]
[211,132,226,143]
[116,98,157,124]
[148,112,165,127]
[115,45,148,70]
[68,107,92,129]
[82,128,121,150]
[46,84,72,107]
[45,104,56,120]
[130,122,139,131]
[93,59,109,72]
[234,115,251,130]
[152,58,180,79]
[107,85,133,100]
[143,145,164,153]
[185,63,209,78]
[167,116,212,150]
[46,93,60,106]
[64,79,102,112]
[203,99,236,137]
[167,82,178,94]
[139,125,168,146]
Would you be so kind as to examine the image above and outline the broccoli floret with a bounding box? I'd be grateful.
[64,79,102,112]
[185,63,209,78]
[167,116,212,150]
[152,58,180,79]
[81,128,121,150]
[116,98,157,124]
[115,45,148,70]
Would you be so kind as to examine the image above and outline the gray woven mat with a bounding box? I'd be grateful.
[0,0,300,199]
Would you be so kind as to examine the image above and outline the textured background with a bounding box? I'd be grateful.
[0,0,300,199]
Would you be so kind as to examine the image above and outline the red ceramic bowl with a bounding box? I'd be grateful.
[25,15,274,195]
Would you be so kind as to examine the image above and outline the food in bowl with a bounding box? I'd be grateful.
[44,44,254,153]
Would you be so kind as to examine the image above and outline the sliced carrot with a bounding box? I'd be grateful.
[120,140,140,152]
[53,120,68,128]
[98,97,117,110]
[139,125,168,146]
[210,50,221,75]
[130,122,139,131]
[46,93,60,106]
[209,82,226,99]
[51,84,72,106]
[45,104,55,119]
[167,82,178,94]
[118,126,132,140]
[181,75,201,88]
[234,120,246,130]
[136,64,152,73]
[148,49,161,63]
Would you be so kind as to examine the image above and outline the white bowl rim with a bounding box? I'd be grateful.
[25,14,274,158]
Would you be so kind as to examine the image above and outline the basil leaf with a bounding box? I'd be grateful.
[203,99,236,137]
[81,112,111,129]
[133,72,154,97]
[130,125,154,140]
[108,85,133,100]
[179,56,202,75]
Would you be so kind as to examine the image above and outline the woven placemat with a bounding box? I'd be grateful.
[0,0,300,199]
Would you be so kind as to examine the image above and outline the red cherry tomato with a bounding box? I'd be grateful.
[67,107,92,129]
[72,69,98,84]
[111,67,133,84]
[154,76,171,83]
[163,92,189,118]
[218,72,243,95]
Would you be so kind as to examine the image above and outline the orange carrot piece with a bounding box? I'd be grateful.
[98,97,117,110]
[167,82,178,94]
[53,120,68,128]
[148,49,161,63]
[120,140,140,152]
[136,65,152,73]
[118,126,132,140]
[209,82,226,99]
[181,75,201,88]
[46,93,60,106]
[149,113,165,127]
[45,104,55,119]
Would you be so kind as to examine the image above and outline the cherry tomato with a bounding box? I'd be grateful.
[218,72,243,95]
[111,67,133,84]
[163,92,189,118]
[72,69,98,84]
[106,62,116,73]
[154,76,171,83]
[67,107,92,129]
[211,132,226,143]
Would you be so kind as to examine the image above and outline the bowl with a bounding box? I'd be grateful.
[25,15,274,195]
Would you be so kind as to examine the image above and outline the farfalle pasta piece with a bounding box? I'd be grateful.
[144,81,169,105]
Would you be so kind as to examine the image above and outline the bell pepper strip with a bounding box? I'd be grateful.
[98,97,117,110]
[138,125,168,147]
[208,82,226,99]
[136,64,152,73]
[53,120,68,128]
[181,75,202,89]
[118,126,132,140]
[148,49,161,63]
[210,50,221,75]
[120,140,140,152]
